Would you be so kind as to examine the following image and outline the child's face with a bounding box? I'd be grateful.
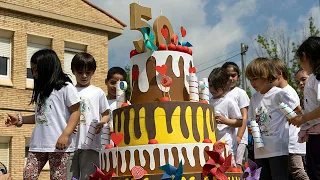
[295,70,309,91]
[248,77,271,93]
[106,73,125,98]
[73,68,94,87]
[209,86,224,99]
[299,54,312,75]
[31,63,38,79]
[226,67,239,89]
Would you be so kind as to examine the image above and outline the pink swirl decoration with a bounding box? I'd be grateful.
[213,141,226,154]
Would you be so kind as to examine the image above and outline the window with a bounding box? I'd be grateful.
[0,143,9,172]
[0,38,11,78]
[26,35,51,89]
[64,41,87,85]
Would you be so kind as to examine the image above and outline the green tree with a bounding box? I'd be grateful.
[254,16,319,91]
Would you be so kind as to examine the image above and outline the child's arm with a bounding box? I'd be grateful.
[96,110,110,134]
[216,100,243,127]
[236,107,248,143]
[215,115,242,127]
[6,114,35,126]
[56,103,80,150]
[290,106,320,127]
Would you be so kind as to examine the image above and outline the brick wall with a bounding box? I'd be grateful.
[0,0,120,178]
[0,0,124,29]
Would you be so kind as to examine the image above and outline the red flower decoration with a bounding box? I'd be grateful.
[202,151,232,180]
[89,163,113,180]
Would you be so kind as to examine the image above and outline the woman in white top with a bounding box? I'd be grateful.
[6,49,80,180]
[222,62,250,168]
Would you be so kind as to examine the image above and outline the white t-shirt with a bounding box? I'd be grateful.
[29,82,80,152]
[210,97,242,155]
[226,87,250,145]
[76,85,110,151]
[249,86,298,159]
[107,99,117,131]
[282,85,306,154]
[301,74,320,130]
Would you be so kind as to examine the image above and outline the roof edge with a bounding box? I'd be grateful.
[82,0,127,28]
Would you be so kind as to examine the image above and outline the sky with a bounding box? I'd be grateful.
[89,0,320,80]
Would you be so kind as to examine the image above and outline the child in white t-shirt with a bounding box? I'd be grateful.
[6,49,80,180]
[246,58,300,180]
[272,58,308,180]
[104,67,128,145]
[66,52,110,180]
[222,62,250,167]
[291,36,320,179]
[208,67,243,166]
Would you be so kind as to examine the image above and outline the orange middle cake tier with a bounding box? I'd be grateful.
[113,101,216,146]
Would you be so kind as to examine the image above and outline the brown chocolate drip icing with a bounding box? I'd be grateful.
[192,104,200,141]
[179,104,189,139]
[163,105,174,133]
[116,111,122,133]
[203,108,209,139]
[145,105,156,140]
[123,108,130,144]
[134,107,142,139]
[210,111,214,130]
[131,53,191,104]
[113,102,215,145]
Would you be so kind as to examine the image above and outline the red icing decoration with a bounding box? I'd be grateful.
[160,97,170,102]
[121,103,130,107]
[181,26,187,37]
[110,133,124,146]
[161,28,169,39]
[229,168,242,172]
[161,75,172,87]
[130,49,138,58]
[144,170,148,175]
[189,67,196,73]
[156,65,167,76]
[131,166,145,179]
[200,100,208,104]
[171,34,178,45]
[158,44,167,50]
[148,139,158,144]
[188,48,193,55]
[202,138,212,143]
[112,173,116,177]
[132,69,139,81]
[176,45,183,52]
[168,44,176,51]
[105,144,114,149]
[183,46,189,53]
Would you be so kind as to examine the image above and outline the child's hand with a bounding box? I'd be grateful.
[56,133,69,150]
[215,115,227,124]
[96,122,105,134]
[248,126,253,135]
[289,115,306,127]
[236,136,241,144]
[5,114,19,127]
[0,172,12,180]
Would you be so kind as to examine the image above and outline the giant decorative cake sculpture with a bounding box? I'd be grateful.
[99,3,242,180]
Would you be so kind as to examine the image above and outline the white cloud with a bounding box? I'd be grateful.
[89,0,257,78]
[298,5,320,39]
